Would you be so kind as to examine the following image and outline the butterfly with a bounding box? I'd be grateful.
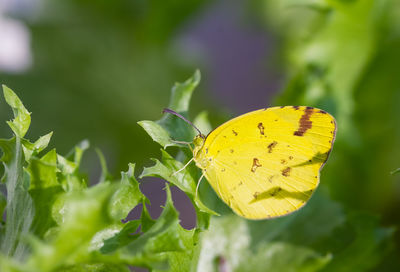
[164,106,336,220]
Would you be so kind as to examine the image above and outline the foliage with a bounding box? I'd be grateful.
[1,0,399,270]
[0,68,395,271]
[0,85,200,271]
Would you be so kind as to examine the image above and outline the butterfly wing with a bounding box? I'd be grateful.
[202,106,336,219]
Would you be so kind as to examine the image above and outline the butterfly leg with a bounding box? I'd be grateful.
[171,157,194,176]
[195,173,205,198]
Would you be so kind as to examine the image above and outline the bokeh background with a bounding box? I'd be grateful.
[1,0,400,270]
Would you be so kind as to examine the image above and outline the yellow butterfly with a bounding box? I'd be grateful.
[164,106,336,220]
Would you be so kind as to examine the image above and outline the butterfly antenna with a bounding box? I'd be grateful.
[162,108,203,136]
[195,173,205,198]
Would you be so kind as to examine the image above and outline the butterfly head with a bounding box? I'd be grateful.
[161,108,208,169]
[193,134,208,169]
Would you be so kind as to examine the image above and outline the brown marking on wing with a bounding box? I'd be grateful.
[282,167,291,177]
[289,156,293,160]
[257,122,265,135]
[232,129,238,136]
[319,110,327,114]
[268,175,275,183]
[221,168,225,172]
[294,107,314,136]
[281,159,287,165]
[293,106,300,110]
[251,158,262,173]
[253,192,260,199]
[270,187,282,196]
[230,149,234,153]
[268,141,278,153]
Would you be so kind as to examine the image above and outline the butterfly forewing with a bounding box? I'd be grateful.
[201,106,336,219]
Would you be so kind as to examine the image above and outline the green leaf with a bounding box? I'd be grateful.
[138,70,201,148]
[116,184,195,270]
[99,220,140,254]
[57,142,89,192]
[25,182,120,271]
[193,111,212,136]
[140,149,217,217]
[95,148,113,183]
[0,137,33,260]
[137,120,177,149]
[153,226,199,272]
[27,149,63,238]
[2,85,31,138]
[139,70,201,148]
[109,163,144,221]
[141,149,195,194]
[58,263,131,272]
[21,132,53,161]
[140,200,156,233]
[168,69,200,112]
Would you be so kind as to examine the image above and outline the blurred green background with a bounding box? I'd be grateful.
[1,0,400,270]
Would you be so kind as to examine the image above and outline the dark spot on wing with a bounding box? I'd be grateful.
[205,148,208,154]
[282,167,291,177]
[319,110,327,114]
[294,107,314,136]
[221,168,225,172]
[289,156,293,160]
[268,141,278,153]
[238,181,243,186]
[281,159,287,165]
[293,106,300,110]
[257,122,265,135]
[253,192,260,199]
[232,129,238,136]
[268,175,275,183]
[270,187,282,196]
[251,158,262,173]
[280,106,285,108]
[275,119,278,122]
[230,149,234,153]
